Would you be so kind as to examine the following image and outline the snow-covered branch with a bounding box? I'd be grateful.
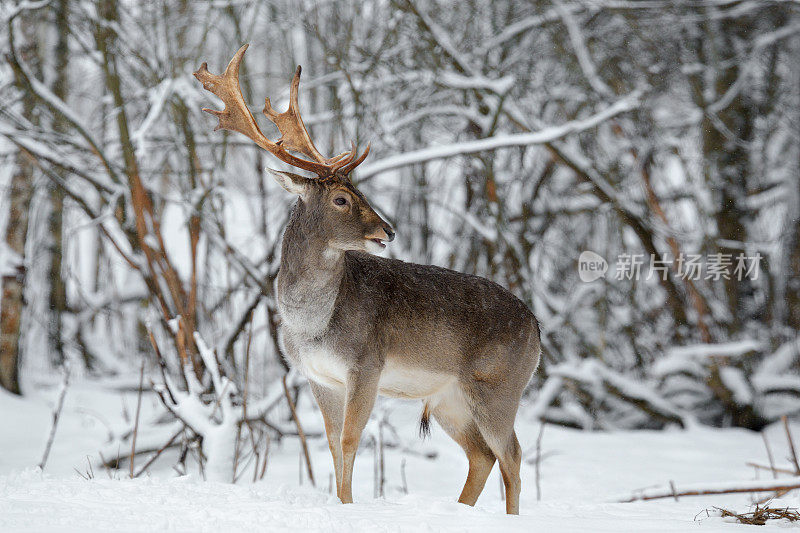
[358,93,640,179]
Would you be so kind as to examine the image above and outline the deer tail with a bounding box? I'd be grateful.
[419,402,432,438]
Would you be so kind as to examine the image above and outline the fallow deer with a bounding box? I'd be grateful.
[195,45,541,515]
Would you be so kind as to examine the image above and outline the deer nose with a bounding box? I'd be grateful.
[384,227,395,242]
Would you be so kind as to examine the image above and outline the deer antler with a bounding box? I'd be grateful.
[194,44,369,179]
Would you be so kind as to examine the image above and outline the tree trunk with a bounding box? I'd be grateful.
[788,200,800,330]
[47,0,70,366]
[0,13,40,394]
[786,36,800,331]
[0,152,33,394]
[689,10,766,429]
[700,20,755,330]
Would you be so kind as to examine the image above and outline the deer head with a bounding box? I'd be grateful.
[194,44,394,253]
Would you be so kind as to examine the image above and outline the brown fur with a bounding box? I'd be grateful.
[269,169,540,514]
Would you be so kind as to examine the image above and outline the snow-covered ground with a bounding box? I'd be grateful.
[2,381,798,532]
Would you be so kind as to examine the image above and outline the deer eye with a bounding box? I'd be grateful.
[333,197,347,206]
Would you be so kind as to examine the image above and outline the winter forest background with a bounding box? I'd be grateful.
[2,0,800,506]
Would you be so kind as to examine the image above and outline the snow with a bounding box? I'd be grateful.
[757,336,800,377]
[3,382,800,532]
[158,355,240,482]
[753,374,800,395]
[718,367,753,407]
[526,375,563,421]
[481,6,574,52]
[0,241,23,276]
[549,359,696,427]
[5,474,794,533]
[132,79,175,159]
[0,1,51,25]
[707,23,800,115]
[554,2,614,98]
[438,71,516,94]
[652,355,706,380]
[666,340,764,361]
[16,60,94,150]
[358,94,640,179]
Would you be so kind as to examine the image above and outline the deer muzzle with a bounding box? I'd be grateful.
[365,226,395,249]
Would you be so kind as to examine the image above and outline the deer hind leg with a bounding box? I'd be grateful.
[308,381,345,497]
[491,430,522,515]
[338,370,379,504]
[467,382,524,514]
[431,388,496,506]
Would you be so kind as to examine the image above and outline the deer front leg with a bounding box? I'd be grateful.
[308,381,345,497]
[338,369,379,504]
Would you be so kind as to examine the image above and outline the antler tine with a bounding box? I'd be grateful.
[195,44,262,140]
[263,66,330,164]
[339,143,371,175]
[330,141,358,173]
[328,150,353,164]
[194,45,333,177]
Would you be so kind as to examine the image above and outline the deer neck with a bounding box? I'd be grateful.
[276,200,345,337]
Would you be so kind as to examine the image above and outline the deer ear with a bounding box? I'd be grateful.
[265,168,312,196]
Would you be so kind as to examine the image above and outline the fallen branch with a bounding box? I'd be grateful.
[617,476,800,502]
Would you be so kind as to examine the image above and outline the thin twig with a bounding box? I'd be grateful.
[782,416,800,474]
[372,435,379,498]
[98,452,113,479]
[130,359,146,478]
[400,458,408,495]
[234,319,255,481]
[534,421,545,501]
[762,432,778,479]
[259,433,270,480]
[250,451,260,484]
[282,375,315,487]
[194,439,205,479]
[134,427,184,478]
[378,421,386,498]
[39,366,70,471]
[746,462,796,476]
[756,487,795,505]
